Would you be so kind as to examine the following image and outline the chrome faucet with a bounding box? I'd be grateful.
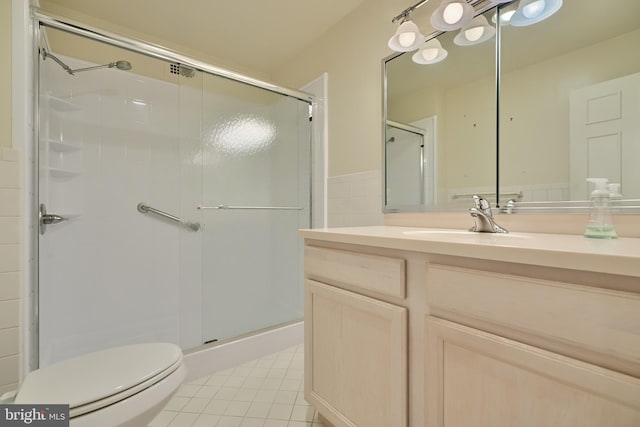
[469,195,508,233]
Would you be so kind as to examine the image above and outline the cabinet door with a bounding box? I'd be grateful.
[305,279,408,427]
[425,317,640,427]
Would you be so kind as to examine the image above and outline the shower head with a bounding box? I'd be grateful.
[111,60,132,71]
[387,137,396,143]
[70,60,133,74]
[42,50,134,76]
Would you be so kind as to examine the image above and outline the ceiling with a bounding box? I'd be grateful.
[38,0,368,75]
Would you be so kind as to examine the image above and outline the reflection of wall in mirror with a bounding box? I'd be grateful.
[500,28,640,201]
[388,72,496,206]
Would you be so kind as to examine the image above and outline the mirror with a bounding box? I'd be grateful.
[384,0,640,213]
[385,7,496,212]
[500,0,640,204]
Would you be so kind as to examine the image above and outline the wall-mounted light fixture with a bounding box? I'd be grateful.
[491,2,518,25]
[388,16,427,52]
[430,0,475,31]
[412,39,448,64]
[454,15,496,45]
[389,0,562,65]
[510,0,563,27]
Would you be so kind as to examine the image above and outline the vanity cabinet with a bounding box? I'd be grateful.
[425,317,640,427]
[304,245,408,427]
[301,228,640,427]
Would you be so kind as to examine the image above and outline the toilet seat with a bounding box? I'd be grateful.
[16,343,183,418]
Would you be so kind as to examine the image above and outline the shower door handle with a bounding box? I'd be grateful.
[39,203,67,235]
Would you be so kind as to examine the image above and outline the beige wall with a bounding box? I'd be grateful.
[1,0,11,149]
[37,1,270,82]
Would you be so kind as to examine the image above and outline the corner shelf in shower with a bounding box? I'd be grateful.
[47,139,82,153]
[48,167,81,179]
[47,96,82,113]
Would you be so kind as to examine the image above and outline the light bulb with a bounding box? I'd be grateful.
[523,0,545,18]
[443,2,464,25]
[501,9,516,22]
[422,48,439,61]
[464,26,484,41]
[399,31,417,48]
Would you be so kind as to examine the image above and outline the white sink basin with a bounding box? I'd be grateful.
[403,230,470,236]
[402,229,529,239]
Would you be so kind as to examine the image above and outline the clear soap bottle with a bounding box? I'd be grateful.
[584,178,617,239]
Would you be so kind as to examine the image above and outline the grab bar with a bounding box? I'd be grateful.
[137,203,200,232]
[197,205,304,211]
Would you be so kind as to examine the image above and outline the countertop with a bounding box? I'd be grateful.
[300,226,640,278]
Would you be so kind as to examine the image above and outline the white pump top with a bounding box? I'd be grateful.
[586,178,609,196]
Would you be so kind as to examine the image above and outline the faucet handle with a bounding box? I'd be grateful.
[472,195,491,211]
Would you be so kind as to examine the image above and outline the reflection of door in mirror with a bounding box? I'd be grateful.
[500,0,640,203]
[385,121,429,208]
[570,73,640,200]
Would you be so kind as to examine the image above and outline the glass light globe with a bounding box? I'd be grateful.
[443,2,464,25]
[422,48,439,61]
[464,26,484,42]
[523,0,545,18]
[501,10,516,22]
[399,31,417,48]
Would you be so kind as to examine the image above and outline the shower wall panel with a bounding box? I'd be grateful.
[39,55,184,366]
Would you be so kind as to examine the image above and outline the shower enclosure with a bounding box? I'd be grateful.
[35,19,313,368]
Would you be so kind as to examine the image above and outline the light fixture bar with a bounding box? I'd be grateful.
[392,0,433,23]
[392,0,488,23]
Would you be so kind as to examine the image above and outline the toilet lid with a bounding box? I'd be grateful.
[16,343,183,416]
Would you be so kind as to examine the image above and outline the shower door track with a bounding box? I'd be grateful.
[33,10,314,103]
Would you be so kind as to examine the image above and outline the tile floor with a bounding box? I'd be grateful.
[149,344,325,427]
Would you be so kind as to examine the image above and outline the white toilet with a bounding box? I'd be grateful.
[15,342,186,427]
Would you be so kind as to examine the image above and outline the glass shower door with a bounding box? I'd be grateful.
[199,74,311,343]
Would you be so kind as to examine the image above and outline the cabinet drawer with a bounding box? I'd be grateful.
[427,264,640,376]
[304,246,406,299]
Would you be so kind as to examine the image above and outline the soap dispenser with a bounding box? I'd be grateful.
[584,178,617,239]
[608,183,622,200]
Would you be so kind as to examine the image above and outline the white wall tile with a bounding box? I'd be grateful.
[0,148,19,392]
[0,245,19,273]
[1,149,19,163]
[0,328,19,358]
[0,218,20,244]
[0,272,20,301]
[327,170,384,227]
[0,190,20,216]
[0,355,19,385]
[0,161,20,189]
[0,300,19,329]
